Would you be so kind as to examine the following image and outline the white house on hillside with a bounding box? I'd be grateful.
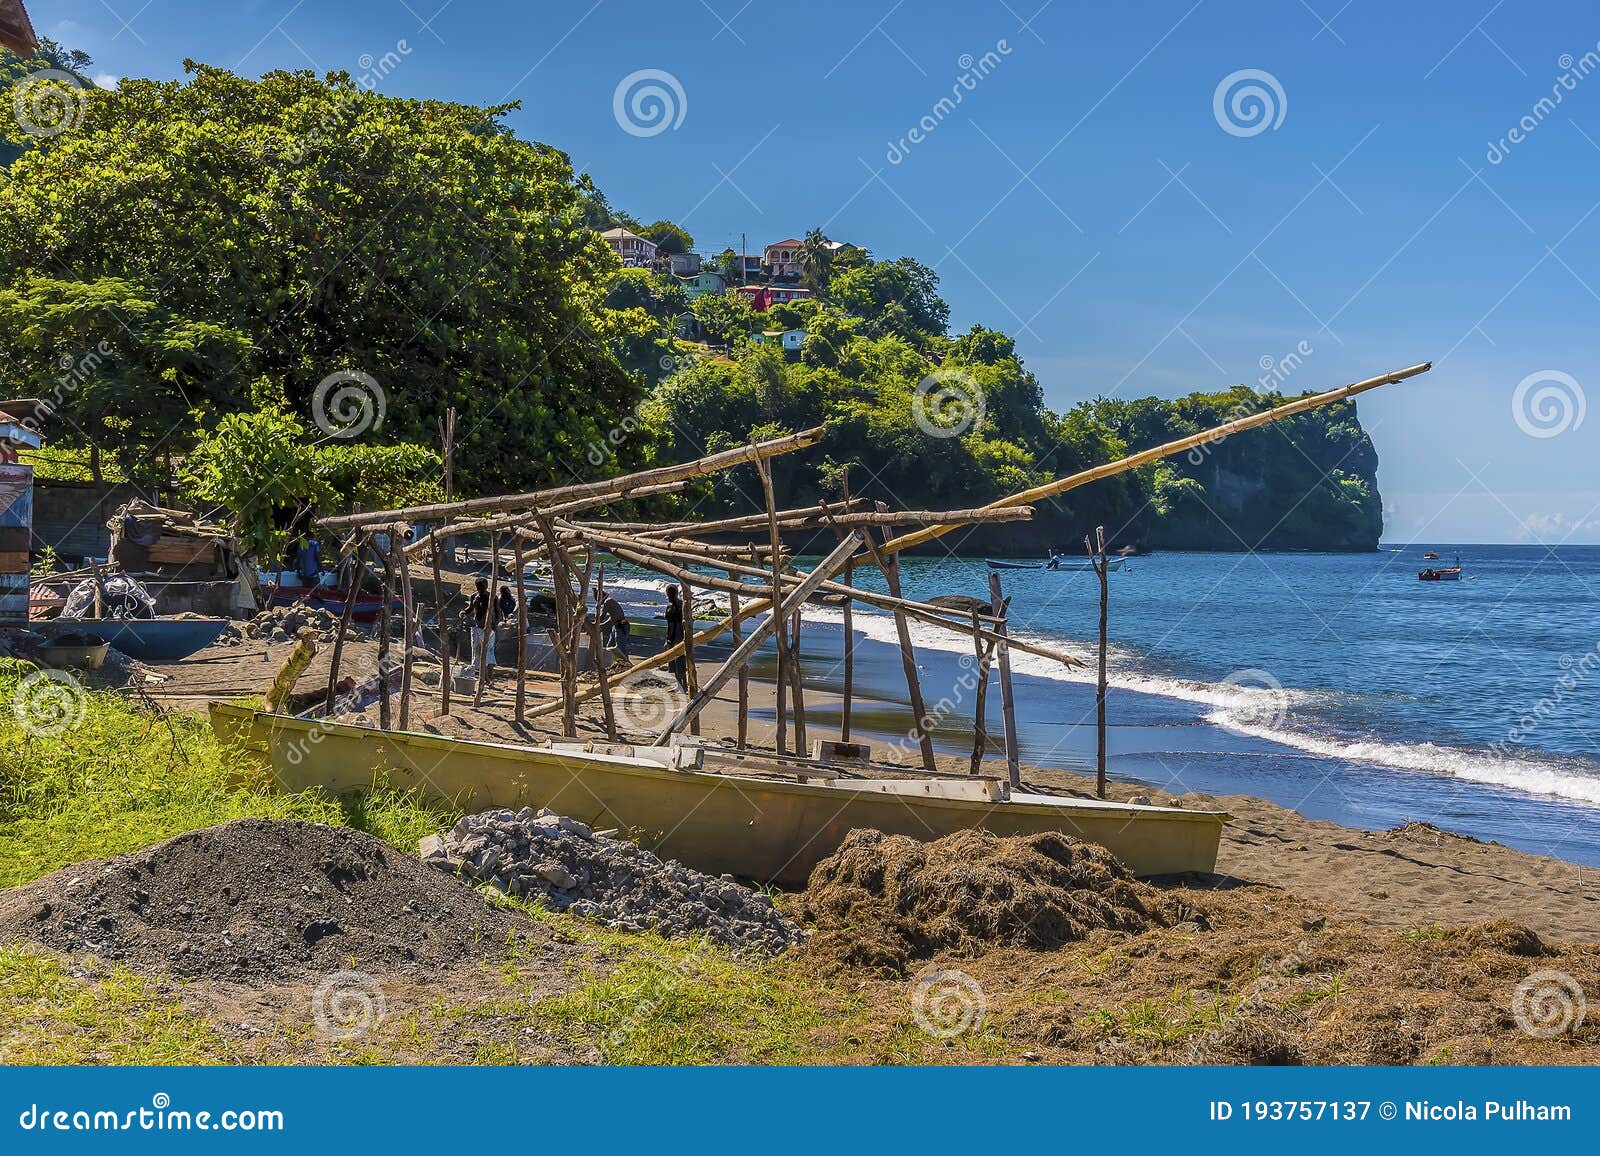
[602,227,658,268]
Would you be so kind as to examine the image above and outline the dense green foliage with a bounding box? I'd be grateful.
[0,57,1382,553]
[0,62,636,496]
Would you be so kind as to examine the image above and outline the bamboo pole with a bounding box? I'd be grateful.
[678,580,701,737]
[833,474,855,743]
[883,362,1434,555]
[969,606,995,775]
[514,542,528,727]
[588,611,618,741]
[323,533,364,718]
[631,503,1027,539]
[396,535,415,731]
[862,528,936,774]
[538,516,579,737]
[581,528,1085,669]
[755,458,791,755]
[320,426,826,530]
[377,539,394,731]
[789,607,807,755]
[432,542,451,716]
[989,571,1020,788]
[653,533,863,742]
[726,566,748,750]
[406,480,688,558]
[1088,525,1110,799]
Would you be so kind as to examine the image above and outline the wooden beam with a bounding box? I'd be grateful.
[989,571,1020,788]
[653,533,863,743]
[862,528,936,775]
[320,426,825,530]
[882,363,1434,555]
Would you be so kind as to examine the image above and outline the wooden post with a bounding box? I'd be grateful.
[514,542,529,726]
[789,609,807,754]
[988,571,1020,788]
[396,535,415,731]
[654,534,862,741]
[1087,525,1110,799]
[474,532,497,707]
[969,606,995,775]
[838,469,854,741]
[324,534,364,718]
[538,518,579,737]
[863,529,936,774]
[588,612,618,741]
[726,567,748,750]
[433,543,451,716]
[755,458,790,754]
[377,538,394,731]
[678,580,700,737]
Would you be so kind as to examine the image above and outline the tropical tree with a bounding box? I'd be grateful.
[798,227,833,293]
[0,63,640,493]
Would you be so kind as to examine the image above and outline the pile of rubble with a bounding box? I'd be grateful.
[224,604,351,646]
[421,809,802,955]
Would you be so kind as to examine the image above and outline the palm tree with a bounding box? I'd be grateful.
[798,228,833,295]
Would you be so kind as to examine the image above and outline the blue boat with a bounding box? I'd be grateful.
[40,617,230,661]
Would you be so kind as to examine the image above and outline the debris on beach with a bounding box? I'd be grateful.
[794,828,1187,974]
[421,809,803,955]
[0,820,543,981]
[226,604,352,646]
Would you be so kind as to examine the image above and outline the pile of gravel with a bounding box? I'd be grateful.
[422,809,802,955]
[227,604,352,646]
[0,819,544,981]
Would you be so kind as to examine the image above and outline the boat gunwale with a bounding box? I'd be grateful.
[233,706,1229,827]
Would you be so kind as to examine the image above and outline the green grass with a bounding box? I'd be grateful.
[0,659,445,887]
[0,946,234,1064]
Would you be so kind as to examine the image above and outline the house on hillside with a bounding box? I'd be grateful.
[762,238,802,280]
[678,270,725,300]
[751,329,806,354]
[602,227,658,268]
[0,0,38,57]
[735,284,811,311]
[668,251,701,277]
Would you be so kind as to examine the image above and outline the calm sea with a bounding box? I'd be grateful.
[774,545,1600,867]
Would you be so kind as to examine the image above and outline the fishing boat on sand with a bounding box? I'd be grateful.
[37,616,229,660]
[207,704,1227,882]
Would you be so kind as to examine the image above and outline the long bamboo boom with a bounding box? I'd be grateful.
[320,426,825,530]
[406,481,688,557]
[883,362,1433,555]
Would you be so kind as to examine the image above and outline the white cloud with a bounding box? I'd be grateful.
[94,74,119,89]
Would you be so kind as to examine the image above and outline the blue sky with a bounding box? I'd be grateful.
[37,0,1600,543]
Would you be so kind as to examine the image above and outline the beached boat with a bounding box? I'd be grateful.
[38,616,229,660]
[985,557,1125,573]
[207,704,1226,882]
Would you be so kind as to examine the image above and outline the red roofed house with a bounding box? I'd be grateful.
[761,238,802,280]
[734,284,811,312]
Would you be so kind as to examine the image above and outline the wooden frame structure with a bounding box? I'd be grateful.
[311,363,1433,773]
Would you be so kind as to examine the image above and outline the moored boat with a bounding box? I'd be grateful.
[38,616,229,660]
[263,581,399,621]
[208,704,1227,882]
[1419,555,1463,582]
[985,557,1126,573]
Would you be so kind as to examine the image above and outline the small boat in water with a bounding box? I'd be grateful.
[38,616,229,660]
[1419,555,1462,582]
[1422,551,1440,560]
[986,556,1125,573]
[208,705,1226,881]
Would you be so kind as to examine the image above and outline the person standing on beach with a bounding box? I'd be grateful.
[594,583,630,659]
[663,585,687,690]
[468,577,500,680]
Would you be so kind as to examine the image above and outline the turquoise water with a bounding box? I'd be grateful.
[780,545,1600,866]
